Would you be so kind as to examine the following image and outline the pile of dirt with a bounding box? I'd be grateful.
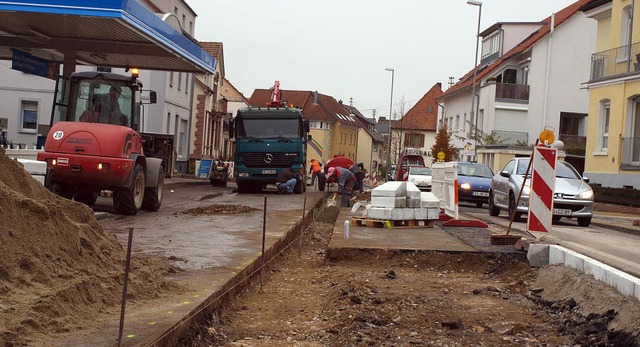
[183,204,260,216]
[183,205,640,346]
[0,149,181,345]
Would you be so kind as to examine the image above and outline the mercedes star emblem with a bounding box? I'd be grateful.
[264,153,273,164]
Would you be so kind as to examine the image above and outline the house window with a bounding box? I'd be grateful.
[170,72,174,87]
[403,133,425,148]
[21,100,38,132]
[310,121,320,129]
[455,115,460,131]
[621,6,632,61]
[179,118,187,158]
[178,73,182,91]
[166,112,171,133]
[373,143,378,152]
[185,74,189,94]
[598,100,610,152]
[427,106,433,113]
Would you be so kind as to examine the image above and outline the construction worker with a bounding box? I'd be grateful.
[309,159,322,187]
[326,166,356,207]
[349,163,365,194]
[276,167,297,194]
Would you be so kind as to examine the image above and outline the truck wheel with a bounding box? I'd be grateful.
[142,166,164,211]
[114,164,145,215]
[294,179,303,194]
[75,191,98,206]
[237,181,250,194]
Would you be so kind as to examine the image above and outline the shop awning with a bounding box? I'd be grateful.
[0,0,216,73]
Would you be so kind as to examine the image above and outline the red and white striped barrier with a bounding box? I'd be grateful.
[528,146,557,233]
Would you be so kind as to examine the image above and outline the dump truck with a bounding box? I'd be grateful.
[229,81,310,194]
[37,70,170,215]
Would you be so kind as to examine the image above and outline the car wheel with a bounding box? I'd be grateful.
[488,191,500,216]
[577,217,591,227]
[508,192,523,222]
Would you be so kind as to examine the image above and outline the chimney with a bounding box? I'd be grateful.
[313,91,318,104]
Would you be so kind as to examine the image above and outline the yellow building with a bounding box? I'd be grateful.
[584,0,640,188]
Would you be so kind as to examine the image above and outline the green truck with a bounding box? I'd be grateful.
[230,107,310,194]
[230,83,310,194]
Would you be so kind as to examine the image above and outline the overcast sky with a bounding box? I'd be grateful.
[188,0,578,119]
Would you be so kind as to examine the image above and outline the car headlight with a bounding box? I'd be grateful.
[578,189,593,200]
[460,182,471,190]
[522,186,531,196]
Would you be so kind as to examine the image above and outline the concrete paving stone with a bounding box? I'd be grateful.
[420,192,440,208]
[17,158,47,175]
[371,196,406,208]
[372,181,406,197]
[407,196,421,208]
[563,248,586,272]
[413,207,440,220]
[526,243,550,267]
[584,258,609,282]
[367,207,394,220]
[606,268,638,298]
[548,245,567,265]
[406,182,421,198]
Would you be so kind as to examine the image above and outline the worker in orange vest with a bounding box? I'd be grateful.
[309,158,322,186]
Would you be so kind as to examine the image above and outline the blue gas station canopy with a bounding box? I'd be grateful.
[0,0,216,73]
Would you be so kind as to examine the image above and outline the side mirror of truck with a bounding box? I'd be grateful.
[304,119,310,133]
[149,91,157,104]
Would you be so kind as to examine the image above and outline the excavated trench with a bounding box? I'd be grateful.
[170,204,640,347]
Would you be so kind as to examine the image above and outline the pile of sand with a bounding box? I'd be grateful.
[0,149,179,345]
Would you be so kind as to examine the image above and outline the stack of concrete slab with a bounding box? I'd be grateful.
[16,158,47,185]
[365,181,440,220]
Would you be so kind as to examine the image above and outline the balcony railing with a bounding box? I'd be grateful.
[214,99,228,114]
[558,134,586,155]
[495,83,529,103]
[590,42,640,81]
[489,130,528,145]
[621,137,640,167]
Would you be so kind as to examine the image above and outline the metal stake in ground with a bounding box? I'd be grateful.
[299,194,307,257]
[260,195,267,293]
[117,227,134,347]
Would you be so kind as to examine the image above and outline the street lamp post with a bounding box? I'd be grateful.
[385,67,395,170]
[468,0,482,160]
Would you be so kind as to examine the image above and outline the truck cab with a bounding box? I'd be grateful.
[230,107,310,194]
[395,147,426,181]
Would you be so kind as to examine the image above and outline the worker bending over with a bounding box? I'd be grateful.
[326,166,356,207]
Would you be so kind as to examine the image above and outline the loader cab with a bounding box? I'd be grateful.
[51,71,153,133]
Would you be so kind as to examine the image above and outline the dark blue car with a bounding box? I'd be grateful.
[457,162,494,207]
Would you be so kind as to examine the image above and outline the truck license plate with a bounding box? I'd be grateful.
[262,169,276,174]
[472,191,489,197]
[553,208,572,216]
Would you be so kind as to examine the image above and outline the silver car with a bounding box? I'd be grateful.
[488,157,594,227]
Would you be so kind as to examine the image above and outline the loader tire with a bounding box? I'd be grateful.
[114,164,145,215]
[142,166,164,212]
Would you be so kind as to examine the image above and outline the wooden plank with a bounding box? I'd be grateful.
[350,217,434,229]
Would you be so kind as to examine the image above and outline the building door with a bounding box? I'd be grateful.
[632,100,640,164]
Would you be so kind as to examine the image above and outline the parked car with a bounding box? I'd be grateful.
[488,157,593,227]
[457,162,494,207]
[407,166,432,191]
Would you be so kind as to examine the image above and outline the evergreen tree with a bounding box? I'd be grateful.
[430,124,458,162]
